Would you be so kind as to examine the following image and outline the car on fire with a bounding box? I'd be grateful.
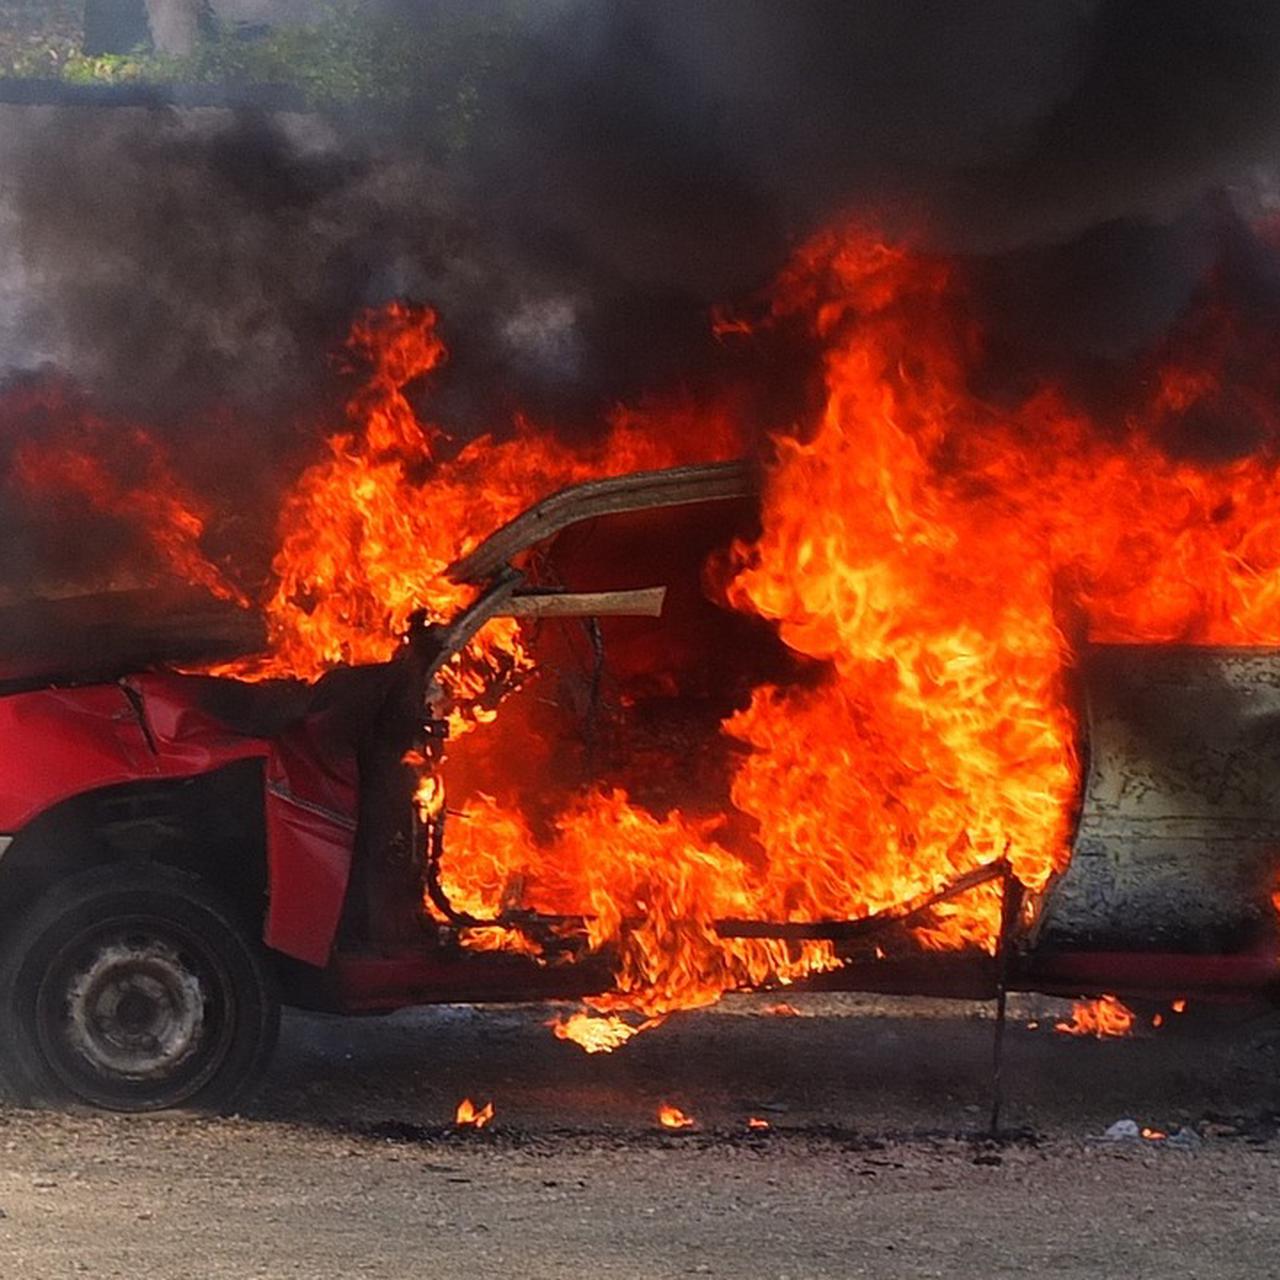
[0,463,1277,1112]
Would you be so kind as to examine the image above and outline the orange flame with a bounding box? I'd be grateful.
[32,220,1280,1047]
[658,1104,695,1130]
[241,302,737,685]
[14,405,246,606]
[454,1098,494,1129]
[551,1011,646,1054]
[747,1116,771,1130]
[1055,995,1135,1039]
[408,761,445,822]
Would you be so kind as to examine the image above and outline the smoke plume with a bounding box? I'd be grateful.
[3,1,1280,446]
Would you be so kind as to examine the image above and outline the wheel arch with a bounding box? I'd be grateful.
[0,760,270,941]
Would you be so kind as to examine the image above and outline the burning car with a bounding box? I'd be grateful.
[0,457,1276,1112]
[0,463,745,1109]
[6,228,1280,1113]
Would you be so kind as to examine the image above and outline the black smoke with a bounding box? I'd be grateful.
[5,0,1280,443]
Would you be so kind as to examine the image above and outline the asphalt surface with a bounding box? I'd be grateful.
[2,993,1280,1279]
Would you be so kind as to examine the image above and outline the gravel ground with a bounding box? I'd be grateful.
[2,993,1280,1279]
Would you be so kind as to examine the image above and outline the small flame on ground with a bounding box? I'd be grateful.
[552,1012,649,1054]
[761,1003,802,1018]
[1054,994,1135,1038]
[1141,1127,1167,1141]
[747,1117,771,1130]
[1171,998,1187,1014]
[658,1104,695,1130]
[455,1098,495,1129]
[1152,1013,1164,1028]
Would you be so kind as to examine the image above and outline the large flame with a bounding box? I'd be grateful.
[432,227,1280,1036]
[15,224,1280,1046]
[242,301,738,720]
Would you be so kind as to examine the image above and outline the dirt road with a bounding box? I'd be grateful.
[2,994,1279,1279]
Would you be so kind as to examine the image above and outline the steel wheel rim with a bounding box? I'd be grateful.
[35,914,237,1108]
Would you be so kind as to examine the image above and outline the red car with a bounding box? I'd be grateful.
[0,464,1274,1112]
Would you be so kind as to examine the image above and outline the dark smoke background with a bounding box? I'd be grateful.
[4,0,1280,589]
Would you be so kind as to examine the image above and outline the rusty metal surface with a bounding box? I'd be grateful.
[1039,645,1280,951]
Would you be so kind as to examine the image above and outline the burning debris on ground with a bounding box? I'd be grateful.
[657,1104,696,1131]
[1055,995,1136,1040]
[453,1097,495,1130]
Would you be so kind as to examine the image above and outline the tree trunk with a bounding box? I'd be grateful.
[84,0,210,56]
[144,0,206,56]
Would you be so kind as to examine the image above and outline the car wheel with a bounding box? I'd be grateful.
[0,862,279,1113]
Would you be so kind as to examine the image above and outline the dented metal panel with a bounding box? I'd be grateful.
[1040,645,1280,951]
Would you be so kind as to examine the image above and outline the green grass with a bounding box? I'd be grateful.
[0,0,85,78]
[0,0,522,151]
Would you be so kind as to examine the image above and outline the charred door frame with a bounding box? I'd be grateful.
[412,461,1028,974]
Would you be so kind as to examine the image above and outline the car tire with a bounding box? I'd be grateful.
[0,862,279,1113]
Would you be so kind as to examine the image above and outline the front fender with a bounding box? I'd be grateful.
[0,677,358,970]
